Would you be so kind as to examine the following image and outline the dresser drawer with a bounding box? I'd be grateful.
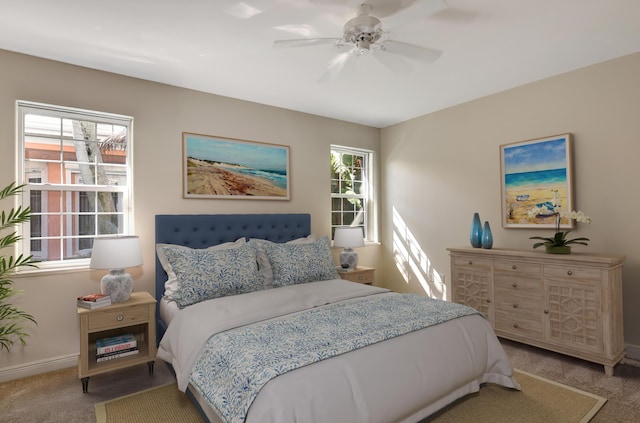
[452,257,492,270]
[495,310,543,338]
[544,265,601,281]
[87,305,149,331]
[493,274,542,293]
[493,260,541,276]
[494,290,543,315]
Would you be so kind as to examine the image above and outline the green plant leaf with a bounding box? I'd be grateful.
[0,181,38,352]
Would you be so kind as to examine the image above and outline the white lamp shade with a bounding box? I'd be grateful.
[90,236,143,270]
[333,226,365,248]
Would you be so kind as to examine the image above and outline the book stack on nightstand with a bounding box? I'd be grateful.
[96,333,139,362]
[337,266,375,285]
[77,293,111,309]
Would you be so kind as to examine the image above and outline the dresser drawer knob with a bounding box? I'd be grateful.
[544,310,549,314]
[116,314,124,322]
[512,282,518,288]
[486,299,491,303]
[513,304,518,308]
[513,323,519,328]
[567,270,573,276]
[468,260,473,265]
[512,265,517,270]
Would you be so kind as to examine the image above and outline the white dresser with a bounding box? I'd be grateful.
[448,247,626,375]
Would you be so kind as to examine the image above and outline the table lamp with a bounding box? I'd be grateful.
[333,226,365,270]
[90,236,143,303]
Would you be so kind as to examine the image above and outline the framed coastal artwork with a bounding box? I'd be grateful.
[182,132,290,200]
[500,133,574,229]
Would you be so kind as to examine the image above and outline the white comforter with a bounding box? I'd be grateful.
[157,279,520,423]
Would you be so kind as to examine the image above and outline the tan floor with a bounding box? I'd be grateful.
[1,340,640,422]
[501,338,640,422]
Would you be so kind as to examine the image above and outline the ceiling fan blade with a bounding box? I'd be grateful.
[273,38,342,48]
[382,40,442,63]
[384,0,448,28]
[373,51,414,75]
[317,52,350,83]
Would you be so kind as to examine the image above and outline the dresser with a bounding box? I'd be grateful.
[448,247,625,375]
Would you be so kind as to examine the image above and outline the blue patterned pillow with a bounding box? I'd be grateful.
[263,236,340,287]
[249,235,316,289]
[162,242,260,308]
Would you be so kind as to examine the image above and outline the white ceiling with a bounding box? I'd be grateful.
[2,0,640,128]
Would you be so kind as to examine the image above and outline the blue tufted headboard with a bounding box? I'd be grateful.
[154,213,311,341]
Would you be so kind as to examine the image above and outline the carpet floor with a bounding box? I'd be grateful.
[2,339,640,422]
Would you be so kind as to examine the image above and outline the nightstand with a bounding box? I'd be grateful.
[77,291,157,393]
[337,266,375,285]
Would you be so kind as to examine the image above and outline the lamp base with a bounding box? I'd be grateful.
[339,248,359,270]
[100,269,133,303]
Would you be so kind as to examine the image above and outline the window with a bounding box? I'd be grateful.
[330,146,375,242]
[16,101,134,271]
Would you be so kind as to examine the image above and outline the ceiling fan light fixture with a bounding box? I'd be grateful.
[272,0,445,81]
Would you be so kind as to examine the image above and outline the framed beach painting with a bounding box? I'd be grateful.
[500,134,574,229]
[182,132,290,200]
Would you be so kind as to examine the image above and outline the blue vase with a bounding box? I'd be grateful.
[470,213,483,248]
[481,221,493,249]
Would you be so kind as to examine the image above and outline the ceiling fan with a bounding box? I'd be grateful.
[273,0,447,82]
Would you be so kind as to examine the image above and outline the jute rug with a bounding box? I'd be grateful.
[95,370,606,423]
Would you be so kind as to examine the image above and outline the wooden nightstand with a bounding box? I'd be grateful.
[337,266,375,285]
[77,291,157,393]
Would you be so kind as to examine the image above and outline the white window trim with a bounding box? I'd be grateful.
[330,144,377,243]
[15,100,135,273]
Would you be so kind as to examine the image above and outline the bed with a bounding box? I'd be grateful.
[154,213,520,423]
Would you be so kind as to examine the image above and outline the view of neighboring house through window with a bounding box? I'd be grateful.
[330,146,375,242]
[17,101,134,270]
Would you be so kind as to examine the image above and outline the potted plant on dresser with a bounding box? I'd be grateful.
[0,182,38,352]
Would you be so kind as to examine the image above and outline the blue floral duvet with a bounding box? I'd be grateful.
[190,291,478,423]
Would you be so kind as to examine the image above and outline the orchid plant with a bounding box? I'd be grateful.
[527,206,592,251]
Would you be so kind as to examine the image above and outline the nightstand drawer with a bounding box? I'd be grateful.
[339,267,375,284]
[88,305,149,331]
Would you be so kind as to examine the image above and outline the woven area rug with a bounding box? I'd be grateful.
[426,369,606,423]
[95,370,606,423]
[95,383,204,423]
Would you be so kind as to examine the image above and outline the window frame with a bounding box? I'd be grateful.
[330,145,377,243]
[15,101,135,273]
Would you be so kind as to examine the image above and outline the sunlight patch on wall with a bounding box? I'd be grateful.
[392,207,446,299]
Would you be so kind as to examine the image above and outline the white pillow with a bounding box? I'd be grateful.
[249,235,316,289]
[157,237,246,297]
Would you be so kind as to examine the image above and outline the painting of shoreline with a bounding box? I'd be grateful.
[183,133,290,200]
[501,134,573,228]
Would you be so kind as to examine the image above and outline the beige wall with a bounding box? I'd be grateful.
[0,49,380,380]
[380,53,640,352]
[2,47,639,381]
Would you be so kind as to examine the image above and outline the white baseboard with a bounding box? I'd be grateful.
[625,343,640,363]
[0,354,77,383]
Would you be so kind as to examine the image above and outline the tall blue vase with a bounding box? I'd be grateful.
[470,213,483,248]
[481,221,493,249]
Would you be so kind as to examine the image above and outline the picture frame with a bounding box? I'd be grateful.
[500,133,573,229]
[183,132,290,200]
